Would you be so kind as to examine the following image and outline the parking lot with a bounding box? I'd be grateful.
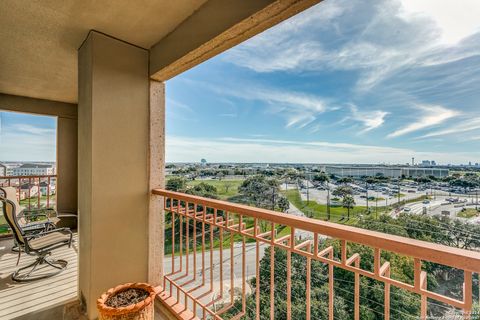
[297,179,479,221]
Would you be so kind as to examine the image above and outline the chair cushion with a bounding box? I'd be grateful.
[29,231,71,250]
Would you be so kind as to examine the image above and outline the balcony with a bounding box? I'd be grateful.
[153,189,480,320]
[0,233,78,319]
[1,1,479,319]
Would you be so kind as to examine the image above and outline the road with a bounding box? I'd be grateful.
[163,242,266,310]
[286,201,316,239]
[402,195,479,219]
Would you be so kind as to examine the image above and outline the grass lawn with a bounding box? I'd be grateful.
[284,189,389,225]
[187,179,243,200]
[457,208,480,218]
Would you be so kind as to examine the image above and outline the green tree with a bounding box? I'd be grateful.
[166,177,187,191]
[338,177,354,184]
[277,196,290,212]
[342,195,355,220]
[238,175,280,208]
[313,172,329,185]
[332,186,353,198]
[185,182,218,199]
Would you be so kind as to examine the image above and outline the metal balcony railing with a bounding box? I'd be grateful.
[0,175,57,210]
[153,189,480,320]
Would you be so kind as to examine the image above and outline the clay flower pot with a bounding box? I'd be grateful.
[97,282,156,320]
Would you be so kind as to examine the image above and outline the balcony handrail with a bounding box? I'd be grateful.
[153,188,480,273]
[0,174,57,179]
[1,174,57,211]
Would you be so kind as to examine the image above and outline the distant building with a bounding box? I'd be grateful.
[421,160,431,166]
[0,163,6,177]
[431,160,436,166]
[19,183,39,199]
[200,159,207,166]
[13,163,55,176]
[324,165,448,178]
[39,181,56,195]
[402,167,449,178]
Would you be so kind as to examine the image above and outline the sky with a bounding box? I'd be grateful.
[1,0,479,165]
[166,0,480,165]
[0,111,56,162]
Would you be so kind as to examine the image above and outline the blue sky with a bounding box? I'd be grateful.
[2,0,479,165]
[166,0,480,164]
[0,111,56,161]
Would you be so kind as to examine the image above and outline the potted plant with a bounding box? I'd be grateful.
[97,282,156,320]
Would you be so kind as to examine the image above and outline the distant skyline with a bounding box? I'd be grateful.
[166,0,480,164]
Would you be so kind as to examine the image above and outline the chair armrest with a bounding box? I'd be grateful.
[22,208,57,222]
[39,227,72,236]
[25,227,72,241]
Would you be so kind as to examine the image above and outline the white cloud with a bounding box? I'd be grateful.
[166,136,477,164]
[400,0,480,45]
[219,113,237,118]
[346,104,389,133]
[419,117,480,138]
[188,80,333,129]
[387,105,459,138]
[11,124,55,136]
[222,0,480,93]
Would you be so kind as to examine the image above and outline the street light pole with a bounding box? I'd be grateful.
[272,186,276,211]
[365,180,369,212]
[476,188,478,210]
[327,185,331,221]
[306,172,310,204]
[397,179,401,204]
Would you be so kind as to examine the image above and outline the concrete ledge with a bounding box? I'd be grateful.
[155,290,199,320]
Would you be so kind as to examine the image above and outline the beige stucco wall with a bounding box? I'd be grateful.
[0,93,78,216]
[78,31,150,319]
[57,117,78,214]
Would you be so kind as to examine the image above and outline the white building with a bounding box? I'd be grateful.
[324,165,449,178]
[12,164,55,176]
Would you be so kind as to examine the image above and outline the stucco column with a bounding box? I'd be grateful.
[148,80,165,286]
[78,31,150,319]
[56,115,78,217]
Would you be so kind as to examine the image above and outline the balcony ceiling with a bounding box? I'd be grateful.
[0,0,207,104]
